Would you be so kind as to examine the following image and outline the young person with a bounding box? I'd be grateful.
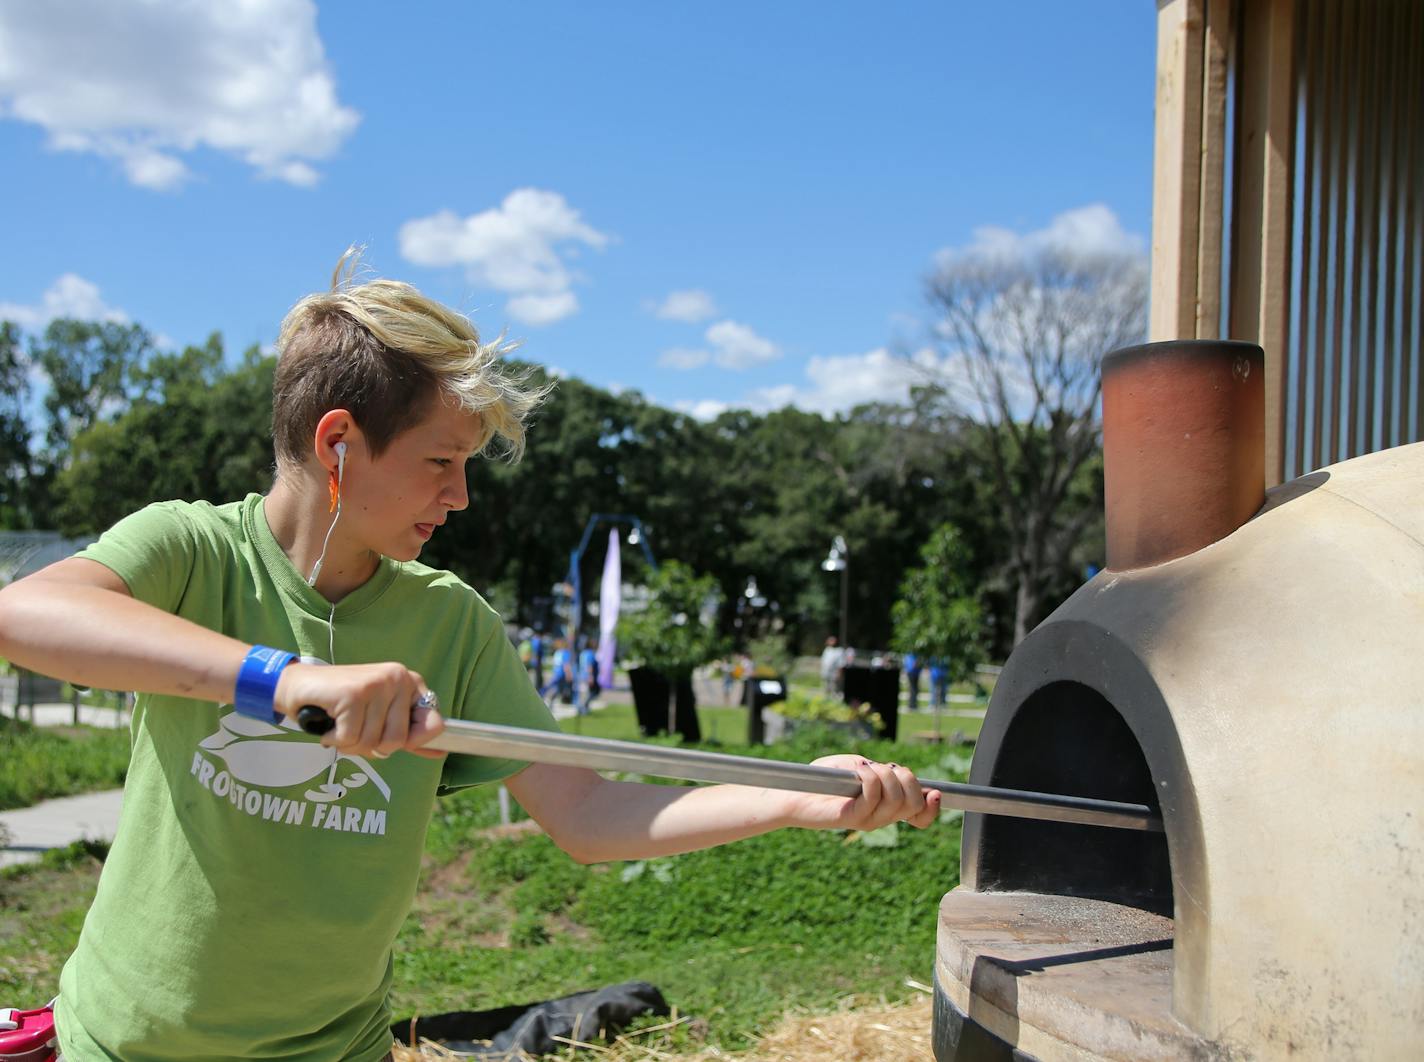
[0,255,939,1062]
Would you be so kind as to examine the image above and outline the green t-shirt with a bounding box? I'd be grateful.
[55,495,559,1061]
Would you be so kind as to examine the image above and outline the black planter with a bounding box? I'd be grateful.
[841,665,901,742]
[742,674,787,745]
[628,667,702,742]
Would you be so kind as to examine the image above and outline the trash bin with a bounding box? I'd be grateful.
[628,667,701,742]
[840,665,900,742]
[743,675,786,745]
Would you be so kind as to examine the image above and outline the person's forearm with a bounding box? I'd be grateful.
[546,775,803,864]
[0,577,247,704]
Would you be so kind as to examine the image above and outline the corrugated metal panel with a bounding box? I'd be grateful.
[1279,0,1423,478]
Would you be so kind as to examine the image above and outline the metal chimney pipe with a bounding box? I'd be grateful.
[1102,339,1265,570]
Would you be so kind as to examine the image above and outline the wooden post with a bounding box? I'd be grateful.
[1194,0,1231,340]
[1151,0,1206,341]
[1231,0,1296,486]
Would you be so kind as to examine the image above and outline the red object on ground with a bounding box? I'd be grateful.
[0,1005,57,1062]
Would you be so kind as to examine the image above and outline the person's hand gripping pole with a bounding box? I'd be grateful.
[271,659,446,760]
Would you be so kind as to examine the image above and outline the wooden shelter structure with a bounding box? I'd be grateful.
[1152,0,1422,484]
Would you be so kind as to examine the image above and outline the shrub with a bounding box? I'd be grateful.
[773,690,882,731]
[745,633,793,678]
[890,523,984,688]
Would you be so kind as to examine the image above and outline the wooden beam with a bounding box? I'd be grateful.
[1151,0,1206,341]
[1231,0,1295,486]
[1194,0,1231,340]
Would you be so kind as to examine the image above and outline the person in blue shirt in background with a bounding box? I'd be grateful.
[577,640,600,714]
[540,639,573,705]
[903,651,923,711]
[928,657,949,712]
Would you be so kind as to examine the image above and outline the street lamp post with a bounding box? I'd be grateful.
[821,535,848,648]
[566,513,657,648]
[560,514,658,718]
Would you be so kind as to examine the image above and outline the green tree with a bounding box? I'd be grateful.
[34,319,155,452]
[0,322,37,527]
[715,399,979,653]
[449,371,652,617]
[618,561,724,681]
[890,523,984,692]
[52,338,276,535]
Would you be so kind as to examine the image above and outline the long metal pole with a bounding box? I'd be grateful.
[302,713,1161,833]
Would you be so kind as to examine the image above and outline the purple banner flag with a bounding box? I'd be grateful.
[596,529,621,688]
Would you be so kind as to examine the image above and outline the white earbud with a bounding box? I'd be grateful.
[335,440,347,484]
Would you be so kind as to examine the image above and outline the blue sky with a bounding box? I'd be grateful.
[0,1,1157,419]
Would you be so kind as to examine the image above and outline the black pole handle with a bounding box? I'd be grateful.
[297,706,336,735]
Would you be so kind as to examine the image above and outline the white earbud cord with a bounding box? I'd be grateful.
[305,443,346,671]
[306,493,341,590]
[307,442,346,592]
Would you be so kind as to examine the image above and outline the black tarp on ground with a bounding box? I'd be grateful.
[392,981,670,1056]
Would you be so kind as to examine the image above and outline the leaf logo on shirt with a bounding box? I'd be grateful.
[199,712,391,803]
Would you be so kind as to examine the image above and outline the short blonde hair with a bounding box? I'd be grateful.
[272,249,552,466]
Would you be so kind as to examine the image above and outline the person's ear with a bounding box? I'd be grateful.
[312,409,360,476]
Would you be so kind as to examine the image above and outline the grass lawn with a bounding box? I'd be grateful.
[570,698,985,746]
[1,699,969,1051]
[398,716,967,1050]
[0,715,131,810]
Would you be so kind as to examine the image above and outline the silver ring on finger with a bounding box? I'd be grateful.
[415,689,439,712]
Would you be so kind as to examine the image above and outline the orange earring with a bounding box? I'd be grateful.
[328,469,340,512]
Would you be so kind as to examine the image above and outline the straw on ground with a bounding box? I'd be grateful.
[392,986,933,1062]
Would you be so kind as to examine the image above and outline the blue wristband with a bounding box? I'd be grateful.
[234,645,296,723]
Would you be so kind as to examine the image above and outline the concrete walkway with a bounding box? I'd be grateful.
[2,698,129,868]
[1,789,124,870]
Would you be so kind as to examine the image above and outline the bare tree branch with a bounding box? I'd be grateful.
[913,243,1147,643]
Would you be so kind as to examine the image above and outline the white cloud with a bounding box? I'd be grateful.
[651,289,716,323]
[936,203,1144,270]
[0,274,129,330]
[743,383,800,410]
[673,398,730,421]
[664,346,968,421]
[399,188,608,327]
[656,320,781,372]
[507,291,579,326]
[658,347,710,370]
[739,348,924,415]
[706,319,779,370]
[0,0,359,190]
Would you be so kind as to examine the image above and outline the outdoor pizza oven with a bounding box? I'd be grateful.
[933,340,1424,1060]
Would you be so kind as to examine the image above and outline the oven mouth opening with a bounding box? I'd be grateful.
[976,680,1172,916]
